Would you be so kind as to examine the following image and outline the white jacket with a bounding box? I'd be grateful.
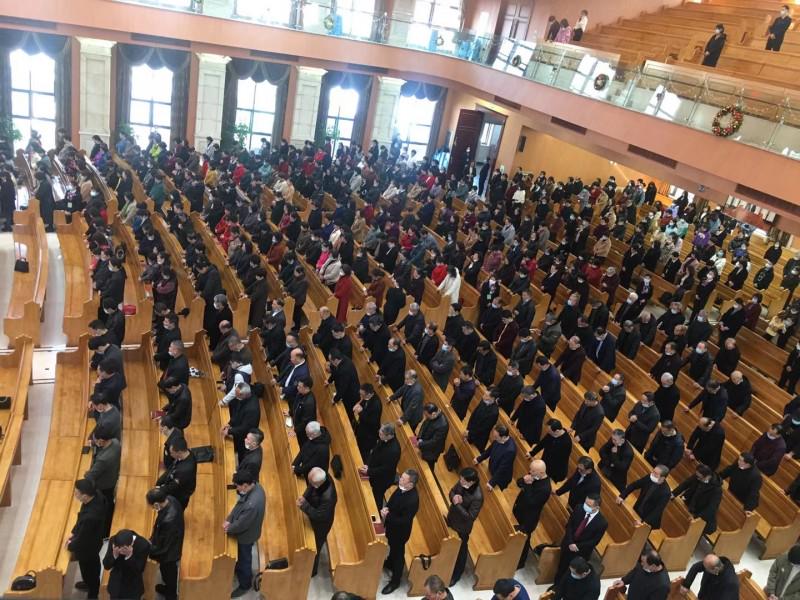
[438,271,462,303]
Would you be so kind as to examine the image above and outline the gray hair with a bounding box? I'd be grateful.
[237,382,251,397]
[308,467,327,485]
[380,422,396,437]
[214,293,228,306]
[306,421,321,437]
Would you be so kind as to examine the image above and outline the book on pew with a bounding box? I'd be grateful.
[150,410,166,419]
[372,517,385,536]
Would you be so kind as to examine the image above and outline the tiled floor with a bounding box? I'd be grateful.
[0,234,778,598]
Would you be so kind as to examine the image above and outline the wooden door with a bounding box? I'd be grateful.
[499,1,533,40]
[448,109,484,178]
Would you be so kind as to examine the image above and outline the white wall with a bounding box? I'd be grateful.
[78,38,114,149]
[193,53,228,151]
[289,67,324,147]
[370,77,403,148]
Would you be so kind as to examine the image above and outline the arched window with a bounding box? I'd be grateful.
[129,64,173,145]
[10,49,56,151]
[326,86,360,148]
[236,78,278,150]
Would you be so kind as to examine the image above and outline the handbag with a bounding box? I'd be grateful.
[14,258,29,273]
[122,304,137,316]
[191,445,215,463]
[11,572,36,591]
[0,396,11,409]
[330,454,343,479]
[444,444,460,472]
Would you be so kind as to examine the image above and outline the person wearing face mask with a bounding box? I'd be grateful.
[511,387,546,446]
[751,423,788,476]
[446,467,484,586]
[685,379,729,423]
[414,322,440,369]
[589,327,616,373]
[616,465,671,529]
[569,392,605,452]
[626,392,660,453]
[599,374,626,421]
[754,261,775,291]
[557,293,581,339]
[766,5,793,51]
[380,469,420,594]
[555,336,586,385]
[687,310,712,348]
[681,553,738,598]
[480,295,504,341]
[426,336,454,391]
[656,302,685,339]
[650,342,682,383]
[598,429,634,491]
[719,452,762,513]
[556,456,601,511]
[692,270,717,318]
[554,493,608,585]
[645,421,685,469]
[529,419,573,483]
[718,298,746,341]
[781,409,800,460]
[611,550,670,600]
[686,416,726,471]
[497,361,524,415]
[513,459,551,569]
[378,337,406,392]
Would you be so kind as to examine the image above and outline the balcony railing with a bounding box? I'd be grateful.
[115,0,800,162]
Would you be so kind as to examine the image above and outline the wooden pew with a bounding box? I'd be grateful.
[347,329,462,594]
[5,338,91,598]
[100,334,160,598]
[248,333,316,598]
[0,338,34,507]
[55,212,100,346]
[110,218,153,345]
[149,212,205,341]
[301,329,387,599]
[178,331,237,595]
[190,213,251,332]
[4,207,48,347]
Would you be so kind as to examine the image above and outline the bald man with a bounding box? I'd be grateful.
[298,467,338,577]
[512,459,551,569]
[681,553,738,598]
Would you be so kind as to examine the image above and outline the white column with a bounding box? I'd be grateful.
[371,77,404,148]
[77,38,115,150]
[289,67,326,148]
[194,53,230,151]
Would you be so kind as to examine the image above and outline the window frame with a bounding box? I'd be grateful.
[129,64,174,145]
[326,85,360,149]
[9,49,57,152]
[235,78,278,150]
[393,93,438,158]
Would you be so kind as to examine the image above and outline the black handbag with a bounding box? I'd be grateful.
[330,454,343,479]
[11,572,36,591]
[14,258,29,273]
[444,444,460,472]
[0,396,10,409]
[252,558,290,592]
[191,445,215,463]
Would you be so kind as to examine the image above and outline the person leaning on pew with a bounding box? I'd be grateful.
[445,467,484,587]
[298,466,338,578]
[609,549,670,600]
[552,492,608,586]
[381,469,421,594]
[680,553,739,599]
[513,459,551,570]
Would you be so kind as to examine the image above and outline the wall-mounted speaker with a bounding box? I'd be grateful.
[517,135,527,152]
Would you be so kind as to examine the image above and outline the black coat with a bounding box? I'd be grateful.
[156,453,197,508]
[474,350,497,387]
[385,487,419,544]
[149,495,185,563]
[598,439,634,491]
[367,437,401,492]
[237,446,263,481]
[378,349,406,392]
[511,338,536,376]
[163,384,192,430]
[561,509,608,559]
[621,564,671,600]
[162,354,190,385]
[466,400,499,451]
[555,346,585,385]
[621,476,671,529]
[417,413,449,463]
[293,427,331,477]
[687,423,725,470]
[103,533,151,600]
[571,404,605,450]
[446,481,483,537]
[68,494,108,559]
[511,395,546,445]
[653,384,680,422]
[718,463,762,511]
[513,476,551,533]
[415,333,439,368]
[534,365,562,410]
[684,556,739,599]
[355,396,382,458]
[625,403,660,452]
[645,432,684,469]
[556,469,602,510]
[673,473,723,534]
[530,434,572,483]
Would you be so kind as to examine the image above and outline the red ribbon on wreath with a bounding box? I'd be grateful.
[712,105,743,137]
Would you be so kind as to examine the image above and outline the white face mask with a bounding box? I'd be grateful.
[649,474,661,484]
